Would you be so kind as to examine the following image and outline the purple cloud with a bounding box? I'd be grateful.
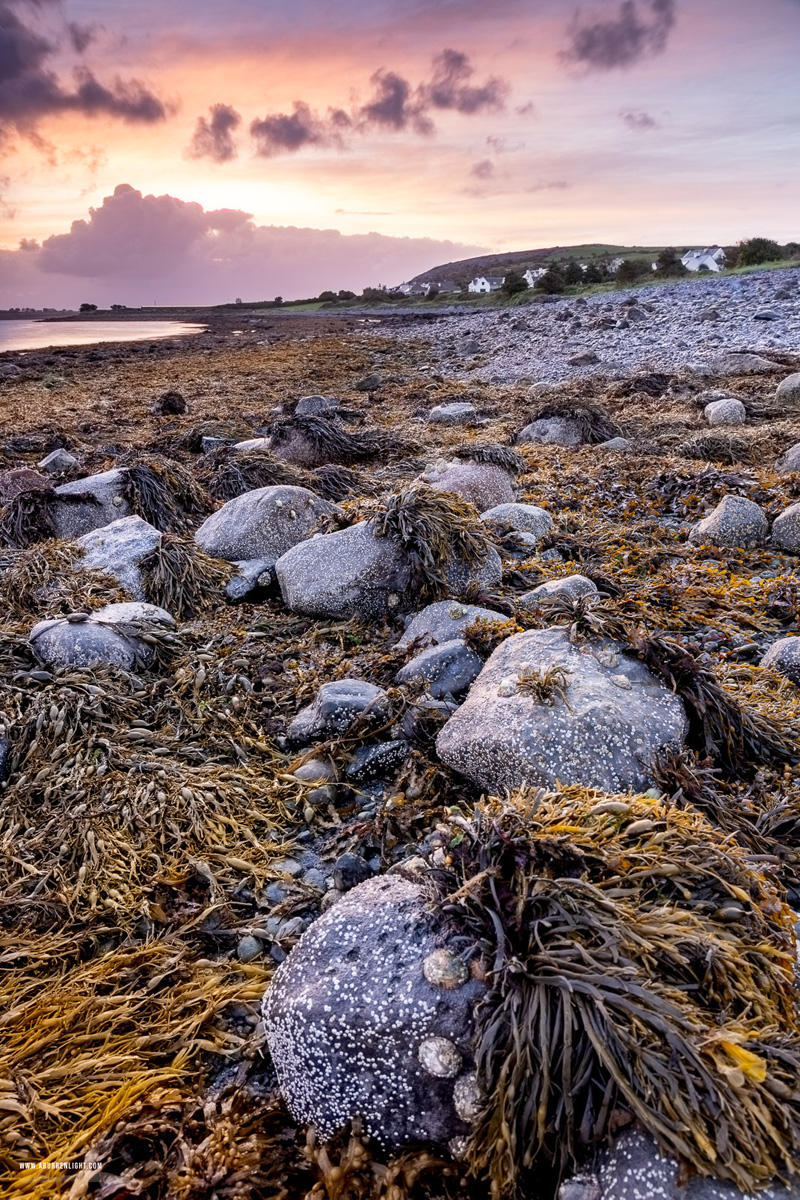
[188,103,242,162]
[563,0,677,70]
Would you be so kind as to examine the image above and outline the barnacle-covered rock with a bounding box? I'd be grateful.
[705,398,746,426]
[519,574,598,605]
[396,600,508,649]
[516,416,584,447]
[436,627,687,793]
[427,402,478,425]
[76,514,162,599]
[263,874,484,1148]
[29,602,175,670]
[688,495,768,549]
[276,521,405,619]
[53,467,131,539]
[558,1129,800,1200]
[481,501,554,540]
[288,679,391,742]
[772,502,800,555]
[194,484,335,563]
[396,638,483,698]
[761,638,800,685]
[419,459,515,510]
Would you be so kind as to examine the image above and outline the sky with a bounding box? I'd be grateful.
[0,0,799,306]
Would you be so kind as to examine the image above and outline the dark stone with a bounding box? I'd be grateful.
[0,737,11,782]
[152,390,187,415]
[333,853,373,892]
[354,374,383,392]
[288,680,391,742]
[396,638,483,698]
[264,875,485,1147]
[345,740,408,782]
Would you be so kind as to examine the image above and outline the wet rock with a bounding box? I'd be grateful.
[761,638,800,684]
[397,600,508,649]
[559,1128,800,1200]
[38,448,77,474]
[0,736,11,782]
[396,639,483,698]
[516,417,584,448]
[519,575,598,605]
[288,679,391,742]
[295,395,339,416]
[293,760,335,784]
[76,515,162,599]
[225,558,275,601]
[777,373,800,408]
[264,875,485,1147]
[772,503,800,554]
[53,468,131,539]
[29,601,174,670]
[427,402,477,425]
[332,853,372,891]
[195,485,335,562]
[276,522,404,620]
[345,739,408,782]
[481,502,553,540]
[776,443,800,473]
[688,495,768,549]
[152,390,186,416]
[705,398,746,426]
[0,468,51,503]
[436,627,687,794]
[420,459,515,509]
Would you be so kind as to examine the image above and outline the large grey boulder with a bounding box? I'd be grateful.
[397,600,509,649]
[419,460,515,510]
[559,1129,800,1200]
[519,575,598,605]
[396,639,483,698]
[276,522,404,620]
[76,515,162,599]
[771,502,800,554]
[705,398,746,426]
[516,417,584,448]
[276,522,501,621]
[53,468,131,539]
[288,680,391,742]
[427,402,477,425]
[688,496,768,549]
[776,443,800,473]
[195,485,334,563]
[264,875,485,1149]
[761,637,800,684]
[29,602,174,670]
[436,628,687,794]
[481,502,553,540]
[777,373,800,408]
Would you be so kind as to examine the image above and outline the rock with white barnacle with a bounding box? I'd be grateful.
[29,602,175,670]
[557,1128,800,1200]
[772,503,800,555]
[194,485,336,563]
[419,458,515,510]
[288,679,391,742]
[263,874,485,1148]
[435,627,687,794]
[760,638,800,685]
[688,495,768,550]
[52,467,132,539]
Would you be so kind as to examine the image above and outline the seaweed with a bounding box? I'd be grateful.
[451,444,526,476]
[519,396,621,445]
[121,457,212,532]
[139,534,232,618]
[433,790,800,1197]
[679,434,752,465]
[0,488,58,549]
[270,415,407,465]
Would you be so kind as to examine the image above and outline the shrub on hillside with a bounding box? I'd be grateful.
[502,270,528,297]
[616,259,650,285]
[737,237,783,266]
[535,267,566,295]
[655,247,687,277]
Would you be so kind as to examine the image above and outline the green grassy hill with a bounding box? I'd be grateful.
[409,244,668,288]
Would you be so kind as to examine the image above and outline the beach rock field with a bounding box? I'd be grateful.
[0,272,799,1200]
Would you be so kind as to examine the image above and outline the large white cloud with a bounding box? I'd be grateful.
[0,183,486,306]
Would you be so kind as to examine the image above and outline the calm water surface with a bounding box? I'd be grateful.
[0,320,206,353]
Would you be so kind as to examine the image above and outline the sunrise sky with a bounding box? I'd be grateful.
[1,0,799,305]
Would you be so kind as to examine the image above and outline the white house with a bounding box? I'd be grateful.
[607,257,626,274]
[681,247,726,273]
[468,275,505,293]
[523,268,547,287]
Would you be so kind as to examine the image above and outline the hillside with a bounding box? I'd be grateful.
[409,243,668,287]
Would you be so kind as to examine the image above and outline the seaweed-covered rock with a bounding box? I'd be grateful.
[0,468,51,503]
[152,390,186,416]
[76,515,162,599]
[761,638,800,684]
[29,602,174,670]
[53,468,131,539]
[427,403,477,425]
[772,503,800,555]
[777,373,800,408]
[558,1129,800,1200]
[419,460,515,510]
[195,485,334,562]
[397,600,508,649]
[276,522,404,620]
[776,443,800,473]
[288,679,391,742]
[688,495,768,549]
[396,639,483,698]
[436,628,687,793]
[705,398,746,426]
[264,875,485,1148]
[519,575,598,605]
[481,502,553,540]
[516,417,584,448]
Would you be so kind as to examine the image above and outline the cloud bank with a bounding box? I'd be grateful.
[0,183,487,306]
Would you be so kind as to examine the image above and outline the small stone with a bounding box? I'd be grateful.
[295,394,339,416]
[519,575,598,605]
[453,1073,483,1122]
[333,853,372,892]
[568,350,601,366]
[237,935,263,962]
[427,402,477,425]
[418,1036,462,1078]
[481,502,553,540]
[345,740,407,782]
[777,373,800,408]
[596,437,631,452]
[293,760,334,784]
[38,448,77,474]
[423,949,469,990]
